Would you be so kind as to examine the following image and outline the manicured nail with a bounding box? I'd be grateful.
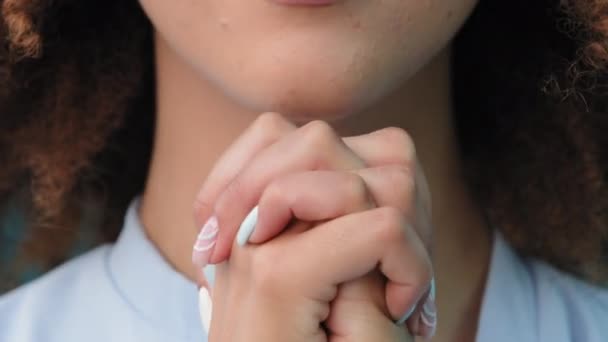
[236,206,258,246]
[198,286,213,332]
[396,304,417,325]
[397,278,435,326]
[419,291,437,339]
[192,215,219,268]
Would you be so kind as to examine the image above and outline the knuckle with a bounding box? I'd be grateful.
[385,165,415,210]
[249,247,284,291]
[262,179,287,205]
[345,173,373,207]
[391,165,415,191]
[194,195,213,214]
[254,112,290,135]
[373,207,407,243]
[213,200,231,223]
[300,120,339,147]
[299,121,340,168]
[375,127,416,164]
[215,177,248,215]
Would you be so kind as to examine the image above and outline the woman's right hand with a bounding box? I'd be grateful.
[193,113,435,341]
[208,206,432,342]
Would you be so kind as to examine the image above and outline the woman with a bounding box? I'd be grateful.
[0,0,606,341]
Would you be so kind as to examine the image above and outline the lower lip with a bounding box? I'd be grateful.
[270,0,337,6]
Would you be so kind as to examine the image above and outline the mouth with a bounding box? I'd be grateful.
[268,0,338,7]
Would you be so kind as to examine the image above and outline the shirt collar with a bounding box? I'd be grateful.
[476,231,538,342]
[107,199,538,341]
[107,198,206,340]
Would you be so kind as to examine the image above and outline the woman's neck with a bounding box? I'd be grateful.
[140,33,491,342]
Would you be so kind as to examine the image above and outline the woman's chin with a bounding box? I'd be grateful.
[221,72,389,123]
[260,87,368,123]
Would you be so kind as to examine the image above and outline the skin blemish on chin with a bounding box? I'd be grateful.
[218,17,230,31]
[347,8,362,30]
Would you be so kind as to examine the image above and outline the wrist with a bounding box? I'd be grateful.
[212,292,326,342]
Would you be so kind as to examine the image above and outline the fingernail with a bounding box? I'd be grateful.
[198,286,213,332]
[192,215,219,268]
[236,206,258,246]
[396,305,417,325]
[419,294,437,339]
[397,278,435,327]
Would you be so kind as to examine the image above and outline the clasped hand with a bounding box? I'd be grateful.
[192,113,436,341]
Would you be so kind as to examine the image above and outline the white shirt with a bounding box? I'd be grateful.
[1,200,607,341]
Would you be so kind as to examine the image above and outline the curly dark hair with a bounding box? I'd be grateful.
[0,0,606,291]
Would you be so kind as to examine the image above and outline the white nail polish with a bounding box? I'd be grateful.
[236,206,259,246]
[198,286,213,333]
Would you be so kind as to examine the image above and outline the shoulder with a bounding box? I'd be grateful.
[0,246,129,342]
[528,258,608,341]
[479,232,608,342]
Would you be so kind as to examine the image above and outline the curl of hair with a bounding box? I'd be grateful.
[0,0,606,290]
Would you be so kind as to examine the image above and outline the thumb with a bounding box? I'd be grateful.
[326,271,414,342]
